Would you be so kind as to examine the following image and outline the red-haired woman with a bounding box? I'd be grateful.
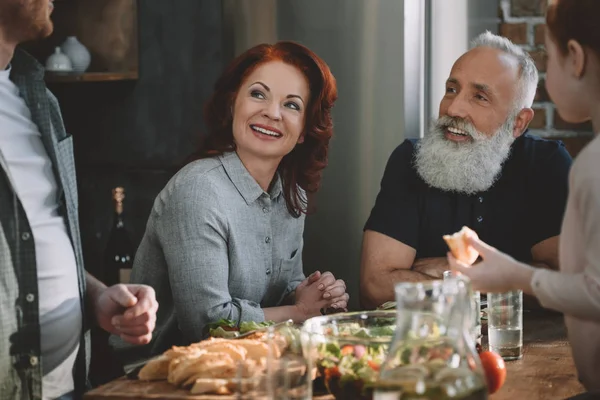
[448,0,600,394]
[130,41,346,354]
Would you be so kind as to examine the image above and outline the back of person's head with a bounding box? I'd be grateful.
[470,31,539,111]
[197,41,337,217]
[546,0,600,58]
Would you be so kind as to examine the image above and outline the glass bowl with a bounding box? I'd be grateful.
[301,311,396,400]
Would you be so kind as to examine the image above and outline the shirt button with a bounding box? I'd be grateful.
[265,236,271,244]
[266,269,271,275]
[29,356,38,366]
[262,207,269,213]
[25,293,35,303]
[477,216,483,223]
[478,196,484,203]
[21,232,31,241]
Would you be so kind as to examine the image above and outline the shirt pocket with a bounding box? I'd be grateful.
[279,247,301,273]
[262,249,302,307]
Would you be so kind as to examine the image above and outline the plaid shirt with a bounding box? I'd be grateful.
[0,49,90,400]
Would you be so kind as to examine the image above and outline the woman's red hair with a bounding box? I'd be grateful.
[546,0,600,57]
[194,41,337,218]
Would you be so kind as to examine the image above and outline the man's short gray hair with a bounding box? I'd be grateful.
[471,31,538,110]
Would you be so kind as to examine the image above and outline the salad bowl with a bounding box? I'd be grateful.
[301,311,396,400]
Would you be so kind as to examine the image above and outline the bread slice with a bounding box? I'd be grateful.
[169,352,237,386]
[138,346,205,381]
[443,226,479,265]
[234,339,279,360]
[137,355,170,381]
[199,341,248,362]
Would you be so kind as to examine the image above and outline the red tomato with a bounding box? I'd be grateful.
[324,366,341,380]
[367,360,380,371]
[341,345,354,356]
[479,351,507,394]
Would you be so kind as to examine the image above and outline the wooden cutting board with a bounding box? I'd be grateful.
[84,378,232,400]
[83,377,334,400]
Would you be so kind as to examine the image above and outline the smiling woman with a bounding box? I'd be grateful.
[200,41,338,217]
[127,41,347,357]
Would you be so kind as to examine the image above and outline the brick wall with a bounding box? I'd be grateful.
[499,0,593,157]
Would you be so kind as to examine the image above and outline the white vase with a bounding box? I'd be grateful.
[60,36,91,73]
[45,47,73,72]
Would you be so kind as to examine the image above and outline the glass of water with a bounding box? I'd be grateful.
[487,290,523,360]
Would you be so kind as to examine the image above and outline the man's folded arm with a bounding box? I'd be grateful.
[360,230,438,309]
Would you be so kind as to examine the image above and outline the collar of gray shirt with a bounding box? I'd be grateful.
[219,151,283,204]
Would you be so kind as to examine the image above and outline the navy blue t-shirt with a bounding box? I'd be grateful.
[364,133,572,263]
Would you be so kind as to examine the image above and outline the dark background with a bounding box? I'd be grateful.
[44,0,224,279]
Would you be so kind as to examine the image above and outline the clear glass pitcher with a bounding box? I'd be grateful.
[374,279,488,400]
[444,270,482,347]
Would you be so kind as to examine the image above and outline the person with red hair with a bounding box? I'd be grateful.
[449,0,600,395]
[130,41,347,354]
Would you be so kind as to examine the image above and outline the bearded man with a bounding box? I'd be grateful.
[0,1,158,399]
[359,32,572,309]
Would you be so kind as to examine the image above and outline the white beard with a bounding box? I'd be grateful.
[414,115,516,195]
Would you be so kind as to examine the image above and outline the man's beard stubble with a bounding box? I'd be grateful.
[414,114,517,195]
[0,0,53,44]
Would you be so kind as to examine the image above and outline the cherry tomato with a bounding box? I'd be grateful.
[367,360,380,371]
[479,350,507,394]
[341,345,354,356]
[324,366,341,380]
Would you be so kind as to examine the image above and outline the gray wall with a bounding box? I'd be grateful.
[276,0,409,310]
[50,0,223,279]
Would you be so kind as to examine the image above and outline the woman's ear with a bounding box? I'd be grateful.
[567,39,586,79]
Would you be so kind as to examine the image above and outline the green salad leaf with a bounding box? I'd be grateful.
[207,319,277,338]
[239,320,276,333]
[207,327,239,339]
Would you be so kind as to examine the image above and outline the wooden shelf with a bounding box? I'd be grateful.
[45,71,138,83]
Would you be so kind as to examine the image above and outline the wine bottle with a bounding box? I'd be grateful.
[104,187,134,286]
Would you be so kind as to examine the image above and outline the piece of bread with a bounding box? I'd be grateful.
[164,345,204,359]
[200,341,248,362]
[138,355,170,381]
[191,337,229,349]
[190,378,231,395]
[443,226,479,265]
[234,339,279,360]
[138,346,205,381]
[169,352,237,386]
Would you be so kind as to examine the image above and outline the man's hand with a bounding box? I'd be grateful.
[94,284,159,345]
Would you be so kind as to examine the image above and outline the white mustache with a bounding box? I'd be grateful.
[435,116,486,141]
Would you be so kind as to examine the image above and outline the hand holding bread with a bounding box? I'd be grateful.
[443,226,480,265]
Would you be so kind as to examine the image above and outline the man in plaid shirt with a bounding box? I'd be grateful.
[0,2,159,399]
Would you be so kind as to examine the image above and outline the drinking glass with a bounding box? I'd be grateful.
[487,290,523,360]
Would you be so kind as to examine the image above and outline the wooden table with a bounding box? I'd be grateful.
[84,311,583,400]
[487,310,582,399]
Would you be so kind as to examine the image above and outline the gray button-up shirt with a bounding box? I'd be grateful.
[131,151,305,354]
